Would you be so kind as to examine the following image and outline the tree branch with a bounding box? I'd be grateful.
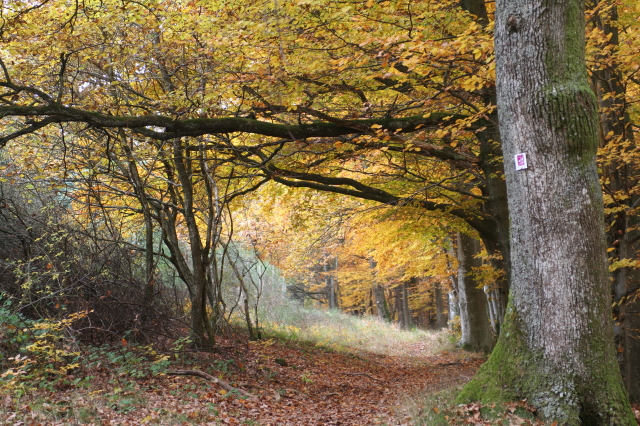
[265,165,495,235]
[0,103,472,143]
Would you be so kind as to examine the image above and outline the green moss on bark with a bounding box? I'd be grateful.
[456,299,636,425]
[539,85,599,159]
[576,310,636,425]
[456,302,525,405]
[544,0,588,87]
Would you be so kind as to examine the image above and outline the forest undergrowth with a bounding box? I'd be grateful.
[4,308,635,425]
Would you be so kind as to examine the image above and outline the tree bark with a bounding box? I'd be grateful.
[588,0,640,402]
[373,284,389,321]
[325,257,339,310]
[461,0,488,25]
[369,258,390,321]
[394,284,405,329]
[110,133,157,327]
[458,0,635,423]
[457,233,494,353]
[623,288,640,402]
[445,242,461,332]
[402,281,412,329]
[172,141,214,348]
[434,282,447,330]
[448,291,459,331]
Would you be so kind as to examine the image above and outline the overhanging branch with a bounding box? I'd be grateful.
[265,165,494,235]
[0,103,473,145]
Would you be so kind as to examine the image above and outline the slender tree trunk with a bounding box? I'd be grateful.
[463,0,511,325]
[394,280,413,330]
[325,257,339,310]
[394,285,405,329]
[445,242,460,331]
[434,283,447,329]
[588,0,640,402]
[458,0,634,422]
[173,141,214,348]
[484,286,503,335]
[369,258,389,321]
[448,291,459,331]
[457,233,494,352]
[373,284,389,321]
[623,280,640,401]
[226,251,258,341]
[111,133,156,326]
[402,281,412,329]
[331,257,339,309]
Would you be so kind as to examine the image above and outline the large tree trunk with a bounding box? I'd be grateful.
[458,0,634,423]
[457,233,494,353]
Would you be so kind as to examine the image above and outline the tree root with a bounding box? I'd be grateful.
[167,369,257,399]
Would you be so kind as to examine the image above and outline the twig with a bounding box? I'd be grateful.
[167,370,257,399]
[272,388,317,401]
[342,372,384,382]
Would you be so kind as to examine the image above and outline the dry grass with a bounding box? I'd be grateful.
[257,306,456,357]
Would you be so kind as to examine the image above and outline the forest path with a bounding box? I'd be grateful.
[95,335,482,425]
[5,334,484,425]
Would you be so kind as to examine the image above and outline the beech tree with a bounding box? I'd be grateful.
[457,0,635,423]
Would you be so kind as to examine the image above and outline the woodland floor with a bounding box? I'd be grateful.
[1,333,485,426]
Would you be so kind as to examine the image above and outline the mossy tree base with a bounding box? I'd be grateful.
[457,302,635,425]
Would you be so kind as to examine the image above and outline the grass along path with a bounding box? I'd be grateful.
[2,331,483,425]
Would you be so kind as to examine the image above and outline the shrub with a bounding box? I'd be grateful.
[0,298,85,395]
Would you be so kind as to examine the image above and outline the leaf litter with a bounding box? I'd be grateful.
[1,333,484,425]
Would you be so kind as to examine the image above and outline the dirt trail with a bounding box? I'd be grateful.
[145,338,481,425]
[5,337,484,425]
